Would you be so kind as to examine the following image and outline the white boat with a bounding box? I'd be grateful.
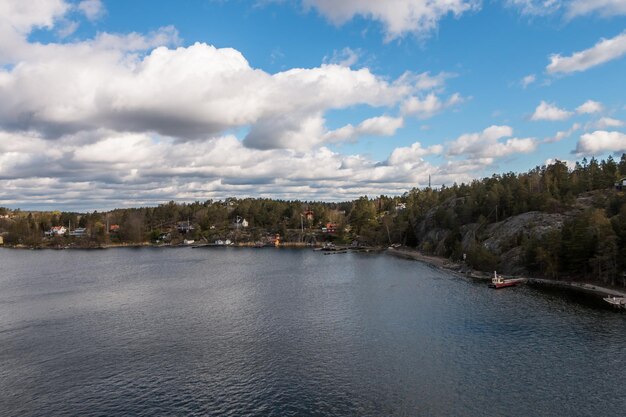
[603,296,626,309]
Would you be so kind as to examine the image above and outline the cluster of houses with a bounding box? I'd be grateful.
[45,226,88,237]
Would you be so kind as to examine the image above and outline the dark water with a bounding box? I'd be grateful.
[0,248,624,416]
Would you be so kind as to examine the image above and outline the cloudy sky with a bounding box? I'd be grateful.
[1,0,625,210]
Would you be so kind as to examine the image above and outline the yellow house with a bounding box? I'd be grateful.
[0,236,4,245]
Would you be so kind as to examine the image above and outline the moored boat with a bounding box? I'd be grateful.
[603,296,626,309]
[488,271,520,289]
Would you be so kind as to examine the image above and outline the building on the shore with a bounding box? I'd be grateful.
[233,217,249,228]
[109,224,120,233]
[177,220,194,234]
[45,226,67,236]
[0,235,3,245]
[69,227,87,237]
[616,178,626,191]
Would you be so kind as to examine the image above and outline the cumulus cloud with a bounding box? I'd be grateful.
[387,142,443,166]
[323,47,361,67]
[0,32,415,149]
[530,101,573,121]
[521,74,536,88]
[566,0,626,18]
[0,0,69,34]
[324,116,404,144]
[588,117,624,129]
[544,123,581,143]
[447,125,537,160]
[0,128,458,208]
[78,0,105,21]
[506,0,562,16]
[575,130,626,155]
[0,0,535,209]
[301,0,479,40]
[547,31,626,74]
[506,0,626,18]
[576,100,603,114]
[402,93,465,119]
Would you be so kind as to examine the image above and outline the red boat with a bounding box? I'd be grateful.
[488,271,520,289]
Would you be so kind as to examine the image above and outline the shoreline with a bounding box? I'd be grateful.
[386,247,626,300]
[3,243,625,302]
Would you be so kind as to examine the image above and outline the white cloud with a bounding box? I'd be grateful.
[387,142,443,165]
[521,74,536,88]
[547,31,626,74]
[301,0,479,40]
[397,71,456,91]
[566,0,626,18]
[448,125,537,159]
[0,129,450,208]
[0,0,69,34]
[506,0,562,16]
[402,93,465,119]
[530,101,573,121]
[0,35,416,150]
[576,100,603,114]
[78,0,105,21]
[544,123,581,143]
[575,130,626,155]
[324,116,404,143]
[57,20,79,38]
[323,47,360,67]
[507,0,626,18]
[589,117,624,129]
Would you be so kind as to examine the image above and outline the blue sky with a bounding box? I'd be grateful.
[1,0,626,210]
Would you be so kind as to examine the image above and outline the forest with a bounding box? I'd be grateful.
[1,154,626,286]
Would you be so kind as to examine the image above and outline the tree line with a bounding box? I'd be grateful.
[1,154,626,285]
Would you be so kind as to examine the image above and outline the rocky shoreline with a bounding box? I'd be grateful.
[386,247,626,301]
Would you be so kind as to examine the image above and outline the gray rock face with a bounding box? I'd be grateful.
[482,211,566,255]
[416,209,571,273]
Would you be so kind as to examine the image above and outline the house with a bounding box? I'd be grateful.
[176,221,194,234]
[323,223,338,233]
[0,236,3,245]
[69,227,87,237]
[395,203,407,211]
[46,226,67,236]
[233,217,249,228]
[616,178,626,191]
[109,224,120,233]
[157,232,171,243]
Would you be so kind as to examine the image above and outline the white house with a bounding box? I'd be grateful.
[46,226,67,236]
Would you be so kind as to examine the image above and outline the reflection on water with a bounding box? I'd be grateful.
[0,247,624,416]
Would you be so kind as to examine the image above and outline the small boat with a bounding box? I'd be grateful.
[488,271,519,289]
[603,296,626,309]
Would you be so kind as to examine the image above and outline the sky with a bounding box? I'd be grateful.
[0,0,625,211]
